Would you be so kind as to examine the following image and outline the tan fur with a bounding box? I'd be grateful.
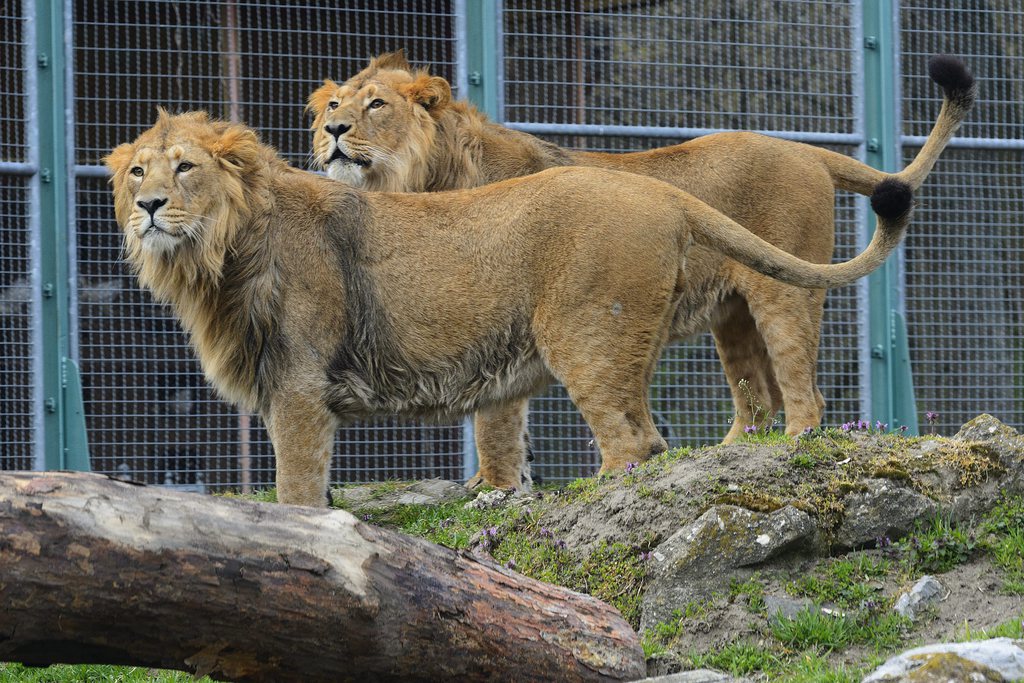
[308,53,972,489]
[107,112,912,506]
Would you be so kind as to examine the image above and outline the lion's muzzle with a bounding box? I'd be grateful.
[329,146,371,168]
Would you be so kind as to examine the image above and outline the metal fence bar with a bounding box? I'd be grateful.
[507,122,864,146]
[23,0,44,471]
[902,135,1024,151]
[0,161,37,175]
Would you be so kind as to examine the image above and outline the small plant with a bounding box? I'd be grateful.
[729,576,767,613]
[737,378,776,437]
[790,452,817,469]
[771,608,859,650]
[897,515,975,575]
[980,496,1024,593]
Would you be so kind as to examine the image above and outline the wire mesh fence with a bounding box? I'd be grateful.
[2,1,1022,488]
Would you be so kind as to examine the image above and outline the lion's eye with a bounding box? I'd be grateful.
[176,161,194,173]
[327,101,340,111]
[130,166,144,177]
[368,98,386,110]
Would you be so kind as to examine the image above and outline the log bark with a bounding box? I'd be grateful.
[0,471,644,682]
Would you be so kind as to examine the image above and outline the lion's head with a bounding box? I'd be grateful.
[104,109,272,298]
[307,51,451,191]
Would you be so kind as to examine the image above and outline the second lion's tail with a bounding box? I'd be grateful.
[814,54,976,196]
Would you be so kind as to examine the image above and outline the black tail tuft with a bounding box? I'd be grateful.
[871,179,913,224]
[928,54,976,109]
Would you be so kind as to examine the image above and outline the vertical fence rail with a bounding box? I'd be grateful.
[0,1,38,470]
[4,1,1022,486]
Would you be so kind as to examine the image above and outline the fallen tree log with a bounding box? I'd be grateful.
[0,471,644,682]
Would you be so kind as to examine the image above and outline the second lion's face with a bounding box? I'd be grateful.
[307,66,452,191]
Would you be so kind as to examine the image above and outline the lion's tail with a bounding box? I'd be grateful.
[814,54,976,196]
[687,179,913,290]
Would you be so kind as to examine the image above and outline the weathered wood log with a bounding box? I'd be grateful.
[0,471,644,682]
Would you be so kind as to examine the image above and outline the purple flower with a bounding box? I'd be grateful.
[505,559,517,570]
[555,539,567,550]
[841,422,853,433]
[487,526,498,537]
[899,425,908,433]
[857,420,869,431]
[925,411,939,423]
[539,527,552,538]
[625,461,639,474]
[362,514,373,522]
[802,427,814,435]
[875,421,888,431]
[639,551,652,562]
[744,424,758,434]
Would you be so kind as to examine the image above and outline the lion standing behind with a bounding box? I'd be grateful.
[307,52,974,490]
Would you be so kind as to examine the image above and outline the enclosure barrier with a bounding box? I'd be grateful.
[1,1,1021,489]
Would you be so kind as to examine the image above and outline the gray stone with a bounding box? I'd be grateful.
[464,488,514,510]
[955,414,1020,443]
[640,504,816,631]
[893,575,944,621]
[863,638,1024,682]
[634,670,750,683]
[833,478,937,550]
[763,595,817,621]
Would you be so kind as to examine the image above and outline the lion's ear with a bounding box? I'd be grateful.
[307,80,338,117]
[103,142,136,177]
[371,49,411,72]
[211,125,261,173]
[401,74,452,113]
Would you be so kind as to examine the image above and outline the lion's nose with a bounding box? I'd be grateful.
[325,123,351,139]
[136,197,168,216]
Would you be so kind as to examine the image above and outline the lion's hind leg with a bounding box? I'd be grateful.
[712,294,784,443]
[740,280,828,438]
[535,318,671,475]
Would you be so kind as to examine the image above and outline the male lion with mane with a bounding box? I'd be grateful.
[107,110,913,507]
[308,52,974,490]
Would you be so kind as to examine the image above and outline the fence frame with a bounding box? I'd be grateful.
[13,0,963,477]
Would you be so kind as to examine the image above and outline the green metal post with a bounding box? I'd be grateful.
[861,0,919,434]
[464,0,501,118]
[459,0,501,480]
[34,0,91,470]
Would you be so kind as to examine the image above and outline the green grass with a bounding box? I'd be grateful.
[788,554,890,609]
[777,651,865,683]
[0,664,208,682]
[957,612,1024,641]
[689,640,785,677]
[640,601,715,657]
[770,608,907,652]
